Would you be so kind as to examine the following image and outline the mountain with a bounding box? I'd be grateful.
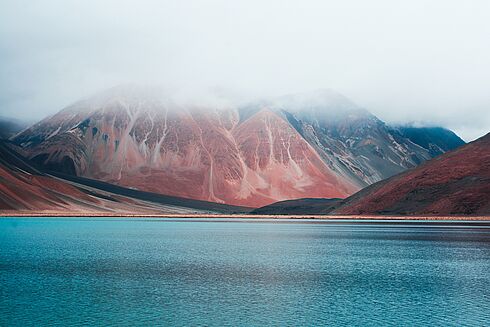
[0,117,28,139]
[0,140,157,212]
[13,86,356,207]
[12,86,464,207]
[268,90,445,187]
[334,133,490,215]
[0,140,248,214]
[395,125,465,156]
[251,198,342,215]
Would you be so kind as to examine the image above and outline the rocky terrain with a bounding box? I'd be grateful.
[333,133,490,215]
[0,140,247,214]
[396,125,466,156]
[12,86,465,207]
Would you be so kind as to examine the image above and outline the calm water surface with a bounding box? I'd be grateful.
[1,218,490,326]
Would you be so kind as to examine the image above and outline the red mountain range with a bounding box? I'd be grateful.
[9,86,466,208]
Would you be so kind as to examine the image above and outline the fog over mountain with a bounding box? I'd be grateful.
[10,85,465,207]
[1,0,489,141]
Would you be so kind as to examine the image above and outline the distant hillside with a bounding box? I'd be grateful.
[335,133,490,215]
[251,198,342,215]
[0,117,27,139]
[396,126,465,156]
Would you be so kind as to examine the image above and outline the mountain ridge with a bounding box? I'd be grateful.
[333,132,490,215]
[12,86,465,207]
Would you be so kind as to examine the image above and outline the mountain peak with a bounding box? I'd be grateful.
[11,86,469,207]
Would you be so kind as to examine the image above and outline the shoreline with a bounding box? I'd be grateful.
[1,211,490,221]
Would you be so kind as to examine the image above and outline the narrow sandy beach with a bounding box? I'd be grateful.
[1,211,490,221]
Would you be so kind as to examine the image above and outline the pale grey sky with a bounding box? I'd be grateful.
[0,0,489,140]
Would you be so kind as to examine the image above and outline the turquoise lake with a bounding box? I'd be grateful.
[1,218,489,326]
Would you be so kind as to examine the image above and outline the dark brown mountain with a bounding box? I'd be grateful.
[334,133,490,215]
[395,125,465,156]
[251,198,342,215]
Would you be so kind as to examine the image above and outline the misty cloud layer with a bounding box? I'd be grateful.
[0,0,489,140]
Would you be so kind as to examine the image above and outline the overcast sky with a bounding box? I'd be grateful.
[0,0,489,141]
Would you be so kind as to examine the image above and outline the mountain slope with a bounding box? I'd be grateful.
[0,140,156,212]
[251,198,342,215]
[12,86,464,207]
[0,117,28,139]
[0,140,246,213]
[269,90,441,187]
[334,133,490,215]
[13,87,358,207]
[396,125,465,156]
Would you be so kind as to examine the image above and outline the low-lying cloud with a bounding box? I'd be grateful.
[0,0,489,141]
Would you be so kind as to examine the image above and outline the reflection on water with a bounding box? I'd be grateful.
[1,218,490,326]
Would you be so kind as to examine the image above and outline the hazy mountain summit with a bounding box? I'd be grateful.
[13,86,465,207]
